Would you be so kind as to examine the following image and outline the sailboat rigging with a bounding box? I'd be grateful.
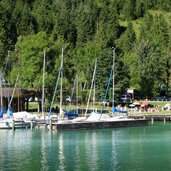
[59,47,64,117]
[48,68,61,118]
[7,73,19,116]
[112,48,115,108]
[0,74,3,117]
[85,59,97,117]
[65,75,79,118]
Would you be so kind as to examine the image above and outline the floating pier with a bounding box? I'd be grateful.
[3,114,171,131]
[52,119,148,130]
[0,119,37,130]
[35,119,48,129]
[12,120,36,131]
[129,114,171,123]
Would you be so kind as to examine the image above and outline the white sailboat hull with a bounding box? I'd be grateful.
[0,119,13,129]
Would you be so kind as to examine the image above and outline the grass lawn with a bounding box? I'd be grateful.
[28,101,171,116]
[148,101,170,108]
[29,102,38,109]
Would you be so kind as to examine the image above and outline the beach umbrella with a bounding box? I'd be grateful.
[163,103,170,110]
[133,102,141,106]
[129,104,135,107]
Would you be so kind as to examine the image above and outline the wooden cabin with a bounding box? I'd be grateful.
[0,88,42,113]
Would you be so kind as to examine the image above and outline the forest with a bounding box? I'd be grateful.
[0,0,171,104]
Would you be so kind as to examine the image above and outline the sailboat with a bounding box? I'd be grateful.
[6,50,36,122]
[86,48,129,122]
[64,76,79,119]
[102,48,129,121]
[48,47,75,124]
[48,48,78,121]
[0,71,14,128]
[73,58,111,122]
[0,70,15,128]
[38,50,52,120]
[57,48,75,123]
[73,59,98,122]
[110,48,128,116]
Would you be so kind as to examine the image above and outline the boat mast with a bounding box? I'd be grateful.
[42,50,46,119]
[76,75,78,114]
[93,77,95,112]
[85,59,97,117]
[0,74,2,114]
[18,50,21,112]
[48,68,61,118]
[112,48,116,107]
[59,47,64,116]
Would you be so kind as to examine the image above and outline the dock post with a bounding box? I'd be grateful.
[151,118,154,124]
[143,115,145,119]
[30,121,33,130]
[164,117,166,124]
[12,120,15,131]
[50,118,52,130]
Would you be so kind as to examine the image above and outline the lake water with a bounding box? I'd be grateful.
[0,122,171,171]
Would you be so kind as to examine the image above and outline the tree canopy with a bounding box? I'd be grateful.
[0,0,171,102]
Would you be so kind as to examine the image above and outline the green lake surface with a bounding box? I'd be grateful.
[0,122,171,171]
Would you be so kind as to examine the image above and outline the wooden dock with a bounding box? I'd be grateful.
[51,119,148,130]
[12,119,34,130]
[2,114,171,131]
[129,114,171,123]
[35,119,48,128]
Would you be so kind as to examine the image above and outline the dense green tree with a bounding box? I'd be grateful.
[75,3,97,46]
[143,0,154,12]
[52,0,77,46]
[133,40,163,97]
[1,0,171,100]
[32,0,53,33]
[140,13,169,48]
[96,3,119,48]
[9,32,63,93]
[135,0,145,18]
[95,48,129,101]
[123,0,136,20]
[0,0,16,66]
[74,40,101,84]
[156,0,171,11]
[117,22,136,53]
[12,0,35,36]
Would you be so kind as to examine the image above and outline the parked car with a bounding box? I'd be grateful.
[65,96,71,103]
[121,94,132,103]
[152,96,171,101]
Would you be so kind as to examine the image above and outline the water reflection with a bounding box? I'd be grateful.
[1,124,171,171]
[111,130,119,170]
[58,133,65,171]
[40,130,50,171]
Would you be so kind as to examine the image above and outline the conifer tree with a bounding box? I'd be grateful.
[75,3,96,47]
[32,0,53,33]
[135,0,145,18]
[117,22,136,53]
[0,0,16,65]
[13,0,35,36]
[123,0,136,20]
[96,3,119,48]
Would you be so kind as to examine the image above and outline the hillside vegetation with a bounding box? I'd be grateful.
[0,0,171,103]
